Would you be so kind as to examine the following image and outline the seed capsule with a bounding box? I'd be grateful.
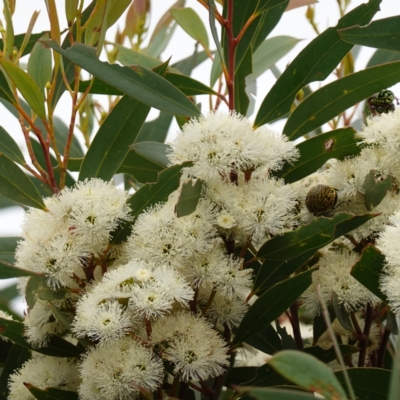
[305,185,338,215]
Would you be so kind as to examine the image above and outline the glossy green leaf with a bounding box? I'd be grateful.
[250,36,301,80]
[25,276,49,309]
[0,31,49,58]
[303,344,358,365]
[0,126,25,165]
[171,8,209,51]
[130,142,170,168]
[112,163,190,244]
[225,364,289,388]
[254,0,381,127]
[276,128,360,183]
[176,179,203,217]
[233,269,313,345]
[351,244,387,303]
[171,50,208,76]
[0,69,15,104]
[0,60,46,118]
[0,153,46,209]
[0,236,19,264]
[243,324,282,355]
[269,350,347,399]
[26,384,79,400]
[0,264,41,279]
[335,367,391,400]
[164,73,217,96]
[235,46,252,116]
[44,41,200,117]
[136,112,173,143]
[257,213,362,261]
[146,23,178,59]
[338,16,400,52]
[367,48,400,68]
[256,0,291,13]
[119,152,163,183]
[0,317,83,357]
[363,170,392,211]
[283,61,400,140]
[27,34,52,94]
[79,95,150,181]
[115,44,179,72]
[331,291,353,331]
[0,344,31,399]
[238,388,315,400]
[253,250,315,295]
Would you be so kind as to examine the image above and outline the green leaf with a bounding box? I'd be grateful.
[367,48,400,68]
[0,69,15,104]
[25,384,79,400]
[338,16,400,52]
[27,34,52,94]
[303,344,358,365]
[238,387,316,400]
[269,350,347,399]
[363,170,392,211]
[0,126,25,165]
[0,236,19,264]
[389,337,400,400]
[130,141,170,168]
[136,112,172,143]
[351,244,387,303]
[164,73,217,96]
[44,41,200,117]
[254,0,381,127]
[119,152,163,184]
[171,8,209,51]
[79,95,150,181]
[0,264,41,279]
[242,324,282,355]
[331,291,353,331]
[335,367,391,400]
[257,213,360,261]
[234,45,252,116]
[283,61,400,140]
[25,276,49,309]
[233,269,313,345]
[175,179,203,217]
[276,128,361,183]
[112,162,190,244]
[252,251,315,295]
[0,317,83,358]
[171,50,208,76]
[0,31,49,58]
[250,36,301,80]
[0,344,31,399]
[0,60,46,118]
[0,153,46,209]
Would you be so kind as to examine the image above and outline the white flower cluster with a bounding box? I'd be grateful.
[9,113,299,399]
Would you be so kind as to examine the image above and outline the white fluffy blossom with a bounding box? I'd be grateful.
[168,112,298,181]
[302,248,379,315]
[78,337,163,400]
[151,312,229,381]
[8,354,79,399]
[15,179,132,289]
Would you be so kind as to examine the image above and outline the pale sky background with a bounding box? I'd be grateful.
[0,0,399,311]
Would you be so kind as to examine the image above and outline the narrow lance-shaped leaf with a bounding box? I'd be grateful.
[112,163,190,244]
[79,95,150,181]
[257,213,375,261]
[269,351,348,399]
[351,244,388,303]
[283,61,400,140]
[44,41,200,117]
[0,153,46,209]
[232,268,313,345]
[275,128,361,183]
[171,8,209,51]
[0,59,46,118]
[254,0,381,127]
[237,388,316,400]
[338,16,400,52]
[25,384,79,400]
[130,142,170,168]
[0,317,83,357]
[363,170,392,211]
[176,179,204,218]
[0,126,25,165]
